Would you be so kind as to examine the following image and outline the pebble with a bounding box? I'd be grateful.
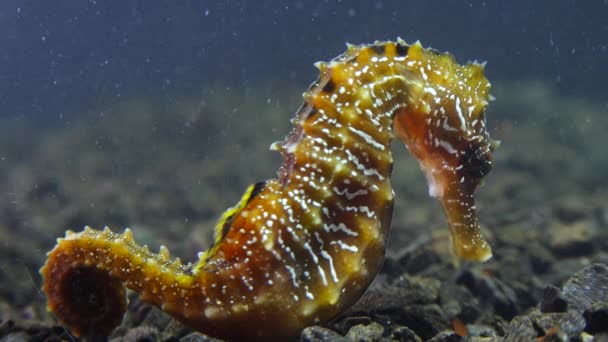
[344,322,385,341]
[456,269,519,320]
[553,196,588,223]
[584,302,608,334]
[503,315,536,341]
[300,326,346,342]
[400,304,449,341]
[180,331,224,341]
[547,220,597,257]
[427,330,461,342]
[560,263,608,312]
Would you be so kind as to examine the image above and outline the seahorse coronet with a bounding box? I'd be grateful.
[41,39,496,340]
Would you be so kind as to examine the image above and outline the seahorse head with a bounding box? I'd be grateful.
[392,41,496,261]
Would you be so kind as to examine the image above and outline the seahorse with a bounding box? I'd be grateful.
[41,39,496,341]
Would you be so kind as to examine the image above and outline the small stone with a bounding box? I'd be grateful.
[0,319,16,336]
[333,316,373,334]
[546,258,592,285]
[466,324,497,337]
[113,325,160,342]
[344,322,385,341]
[561,263,608,312]
[392,275,441,304]
[392,325,422,342]
[163,318,193,338]
[1,331,30,341]
[547,220,597,257]
[503,315,536,341]
[554,197,587,223]
[594,333,608,342]
[540,285,568,313]
[180,332,223,342]
[529,309,563,334]
[343,277,440,320]
[300,326,346,342]
[140,306,173,331]
[584,302,608,334]
[557,310,586,340]
[400,304,449,341]
[456,269,518,320]
[528,242,554,274]
[396,243,441,275]
[494,223,539,247]
[439,282,480,322]
[427,330,461,342]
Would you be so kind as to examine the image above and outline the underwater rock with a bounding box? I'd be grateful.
[456,269,519,320]
[584,302,608,334]
[494,223,542,248]
[528,242,554,274]
[439,281,481,322]
[531,264,608,340]
[528,309,585,341]
[556,310,586,340]
[392,325,423,342]
[553,196,588,223]
[547,220,597,257]
[335,276,448,340]
[465,323,498,338]
[529,309,563,334]
[540,285,568,313]
[427,330,461,342]
[546,257,594,286]
[560,263,608,312]
[110,325,161,342]
[594,334,608,342]
[344,322,385,341]
[503,315,537,341]
[163,318,194,339]
[180,331,225,342]
[599,202,608,229]
[391,275,442,305]
[342,276,440,318]
[300,326,347,342]
[139,306,173,333]
[394,242,442,275]
[399,304,450,341]
[332,316,373,335]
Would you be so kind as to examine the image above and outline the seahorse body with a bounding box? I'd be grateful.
[41,39,496,340]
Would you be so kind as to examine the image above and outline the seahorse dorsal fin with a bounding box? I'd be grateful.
[193,181,267,273]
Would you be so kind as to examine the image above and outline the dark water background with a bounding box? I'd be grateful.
[1,1,606,122]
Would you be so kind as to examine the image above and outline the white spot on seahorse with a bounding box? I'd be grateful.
[344,149,384,180]
[317,265,328,286]
[455,97,466,131]
[323,222,358,236]
[441,117,458,132]
[285,265,299,288]
[320,250,338,283]
[330,240,359,252]
[437,140,457,154]
[332,186,369,200]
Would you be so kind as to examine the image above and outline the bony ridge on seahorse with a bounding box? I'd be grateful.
[41,39,497,341]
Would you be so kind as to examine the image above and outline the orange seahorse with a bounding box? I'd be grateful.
[41,39,496,341]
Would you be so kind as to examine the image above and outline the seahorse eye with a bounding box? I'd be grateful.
[461,145,492,178]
